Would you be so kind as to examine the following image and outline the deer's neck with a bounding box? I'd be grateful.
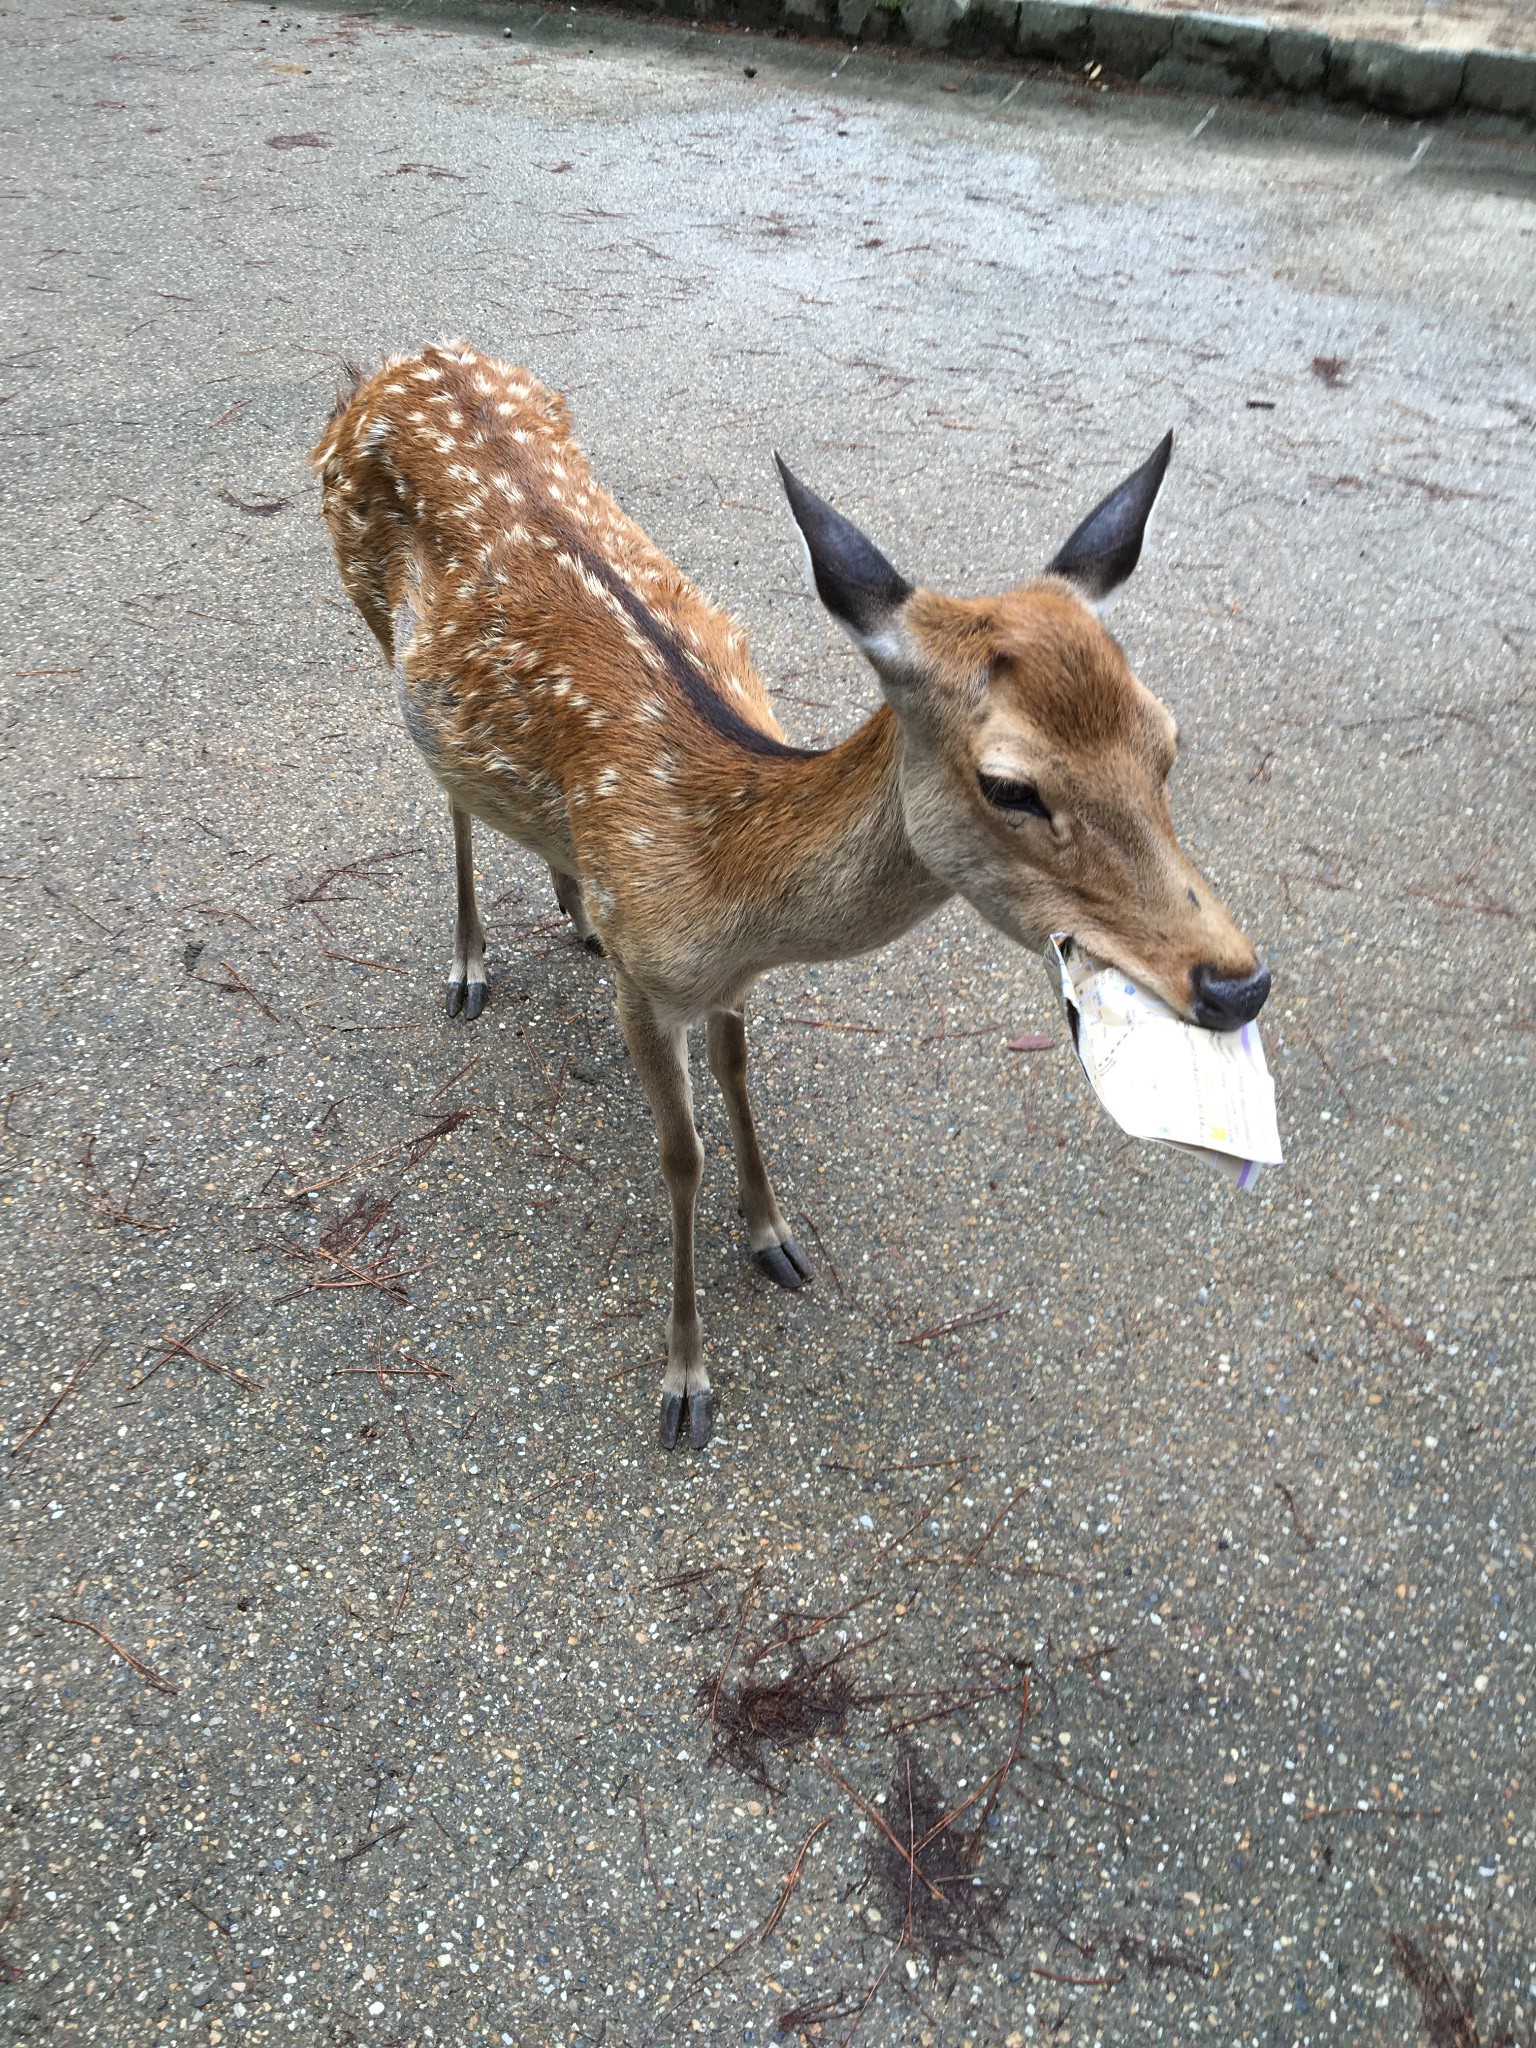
[712,705,952,975]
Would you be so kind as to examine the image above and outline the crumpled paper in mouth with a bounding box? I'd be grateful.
[1046,935,1283,1190]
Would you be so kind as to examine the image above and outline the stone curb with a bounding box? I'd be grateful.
[583,0,1536,123]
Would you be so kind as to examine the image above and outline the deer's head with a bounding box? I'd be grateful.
[777,439,1269,1030]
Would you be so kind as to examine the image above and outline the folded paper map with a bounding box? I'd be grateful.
[1046,936,1283,1190]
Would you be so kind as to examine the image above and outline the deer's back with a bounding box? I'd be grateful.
[312,342,785,729]
[311,345,811,913]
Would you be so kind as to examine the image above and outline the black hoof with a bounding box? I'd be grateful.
[582,933,605,957]
[659,1392,684,1449]
[688,1391,712,1450]
[445,977,465,1018]
[754,1240,811,1291]
[463,978,488,1020]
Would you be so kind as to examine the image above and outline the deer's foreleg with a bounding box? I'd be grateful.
[445,802,489,1020]
[618,979,710,1450]
[706,1010,811,1292]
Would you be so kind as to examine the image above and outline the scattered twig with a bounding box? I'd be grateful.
[133,1295,259,1392]
[1388,1931,1483,2048]
[318,943,406,974]
[933,1675,1029,1854]
[330,1352,451,1384]
[10,1340,110,1456]
[50,1612,178,1694]
[335,1821,406,1868]
[785,1015,884,1036]
[180,901,258,927]
[635,1789,666,1906]
[0,1879,23,1985]
[271,1109,469,1204]
[795,1211,843,1295]
[177,1893,234,1938]
[878,1679,1017,1736]
[79,1136,170,1233]
[425,1051,483,1106]
[777,1988,859,2035]
[204,959,284,1024]
[2,1081,41,1133]
[954,1483,1031,1570]
[600,1215,627,1277]
[1303,1799,1442,1823]
[900,1304,1011,1347]
[1330,1270,1434,1357]
[1302,1024,1355,1120]
[814,1756,946,1905]
[286,844,421,908]
[40,879,116,936]
[259,1210,421,1306]
[840,1945,897,2047]
[1274,1480,1317,1550]
[858,1480,962,1579]
[710,1566,765,1728]
[215,486,289,517]
[757,1816,833,1943]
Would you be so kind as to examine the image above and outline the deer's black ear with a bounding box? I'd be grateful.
[1046,432,1173,606]
[775,456,912,643]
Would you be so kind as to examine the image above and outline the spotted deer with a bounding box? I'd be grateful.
[312,342,1269,1450]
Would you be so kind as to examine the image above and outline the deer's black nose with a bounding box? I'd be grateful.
[1190,961,1270,1030]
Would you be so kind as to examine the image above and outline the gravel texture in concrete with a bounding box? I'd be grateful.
[1,5,1533,2046]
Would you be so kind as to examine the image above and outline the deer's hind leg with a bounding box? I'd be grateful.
[445,801,489,1020]
[549,866,603,955]
[616,978,711,1450]
[706,1010,811,1292]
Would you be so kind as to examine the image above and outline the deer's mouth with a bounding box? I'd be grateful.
[1049,934,1272,1033]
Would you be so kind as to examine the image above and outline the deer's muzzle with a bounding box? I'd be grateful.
[1189,960,1271,1031]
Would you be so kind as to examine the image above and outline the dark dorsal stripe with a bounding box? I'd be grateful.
[574,542,820,762]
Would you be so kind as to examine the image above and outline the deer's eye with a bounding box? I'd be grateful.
[978,773,1050,820]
